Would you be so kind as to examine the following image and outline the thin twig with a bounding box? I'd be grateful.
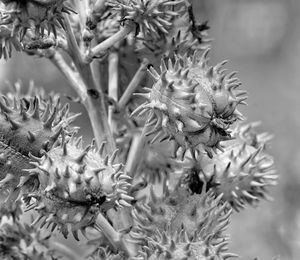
[118,58,149,110]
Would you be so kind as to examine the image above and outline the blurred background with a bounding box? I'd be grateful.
[1,0,300,259]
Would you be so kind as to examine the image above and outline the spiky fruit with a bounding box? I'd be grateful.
[183,122,277,211]
[0,0,74,40]
[26,138,133,240]
[107,0,183,38]
[130,184,232,257]
[136,227,237,260]
[132,49,246,158]
[136,2,210,64]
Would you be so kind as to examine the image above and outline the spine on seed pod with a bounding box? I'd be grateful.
[131,48,247,159]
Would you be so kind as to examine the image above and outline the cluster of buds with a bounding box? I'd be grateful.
[0,0,277,259]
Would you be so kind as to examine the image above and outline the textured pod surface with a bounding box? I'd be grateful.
[26,138,133,240]
[132,49,246,158]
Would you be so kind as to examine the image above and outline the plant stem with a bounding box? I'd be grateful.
[95,213,137,257]
[47,50,86,100]
[125,121,152,177]
[108,50,119,132]
[84,20,136,63]
[118,58,149,110]
[63,14,116,153]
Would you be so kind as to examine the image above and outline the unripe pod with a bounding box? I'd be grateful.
[131,184,233,259]
[0,0,75,40]
[132,49,246,158]
[27,138,133,240]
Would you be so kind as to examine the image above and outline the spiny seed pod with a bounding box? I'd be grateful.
[0,0,75,40]
[198,123,277,211]
[107,0,183,38]
[0,25,22,59]
[136,4,210,65]
[0,95,74,158]
[131,183,231,249]
[5,81,81,134]
[26,138,133,240]
[135,227,237,260]
[132,49,246,159]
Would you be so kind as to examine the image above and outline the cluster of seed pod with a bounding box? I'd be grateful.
[132,48,246,159]
[0,90,133,239]
[0,94,73,210]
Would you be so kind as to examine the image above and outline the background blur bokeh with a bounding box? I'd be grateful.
[1,0,300,259]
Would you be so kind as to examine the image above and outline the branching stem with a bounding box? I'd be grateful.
[84,20,136,63]
[63,14,116,153]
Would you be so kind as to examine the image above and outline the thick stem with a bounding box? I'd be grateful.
[108,50,119,132]
[95,213,137,257]
[84,20,136,63]
[63,14,116,153]
[118,58,149,110]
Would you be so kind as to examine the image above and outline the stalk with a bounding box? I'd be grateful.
[118,58,149,110]
[84,20,136,63]
[108,50,119,132]
[63,14,116,153]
